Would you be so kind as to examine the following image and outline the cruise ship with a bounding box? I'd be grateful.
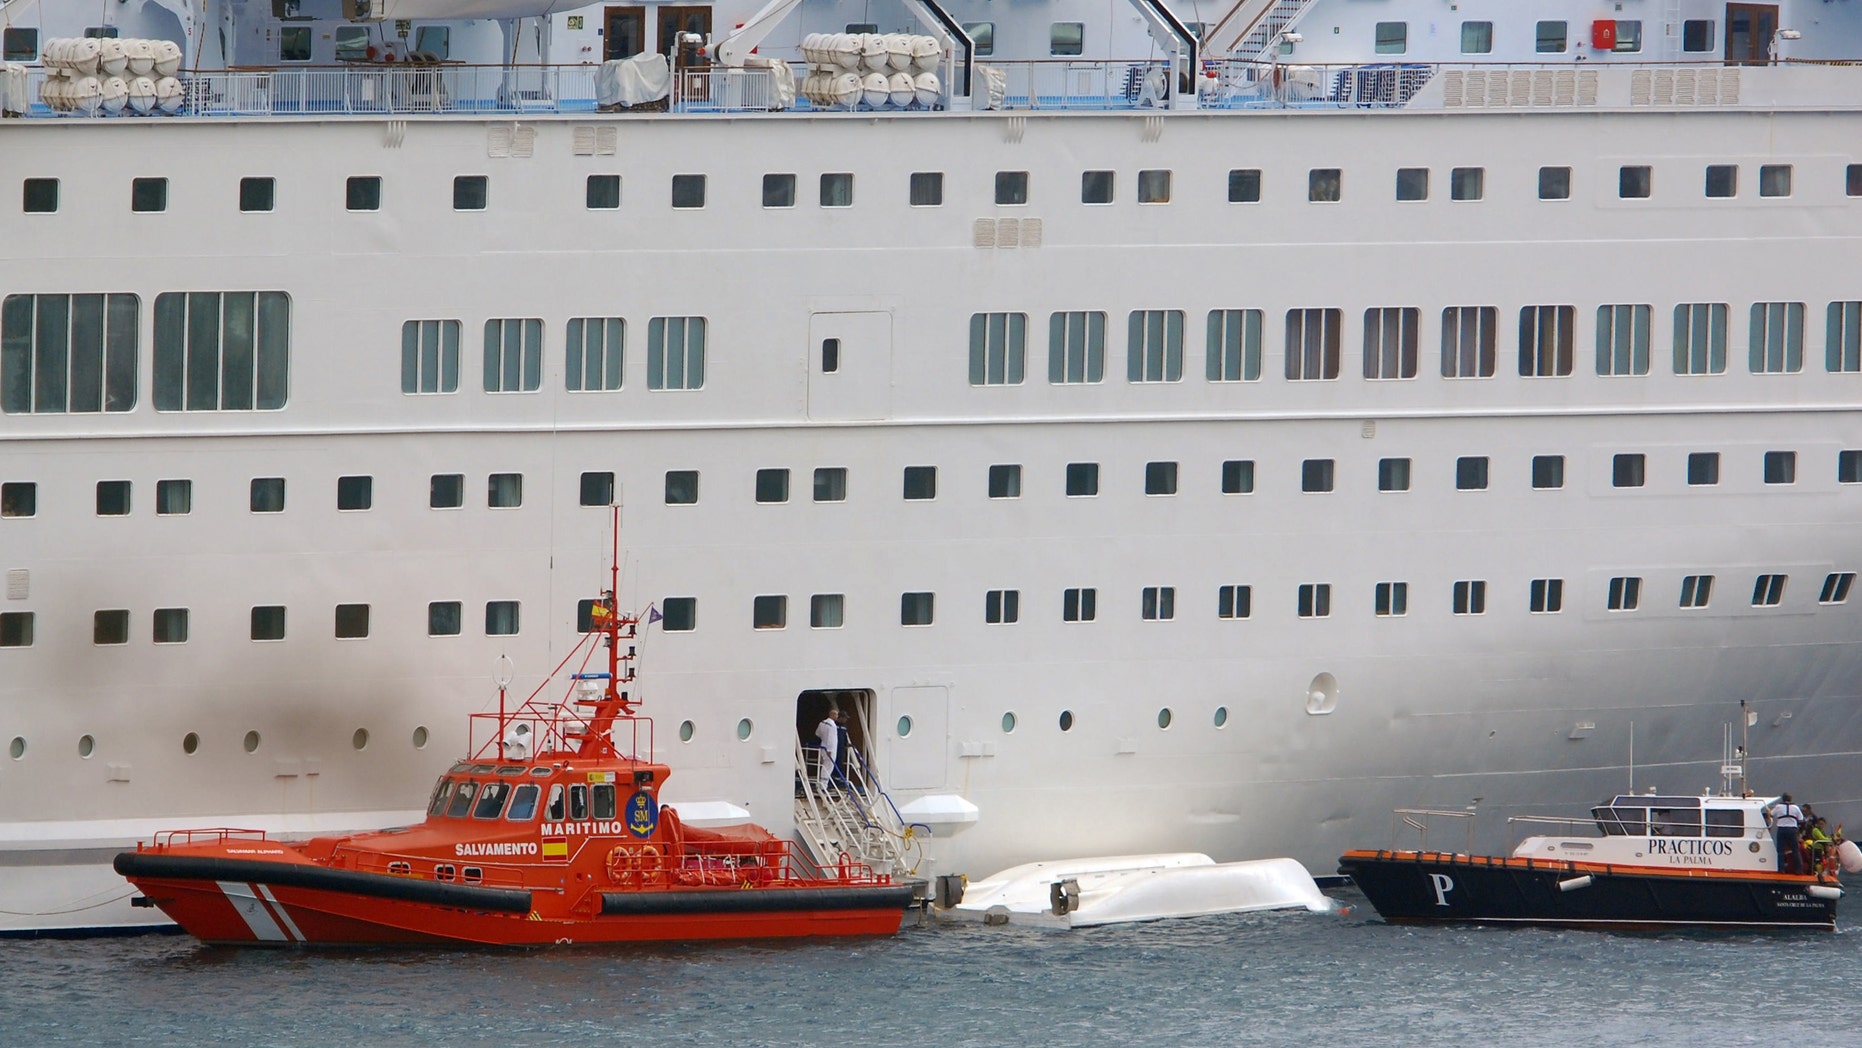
[3,0,1861,934]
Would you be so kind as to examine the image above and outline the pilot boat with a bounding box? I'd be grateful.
[113,513,914,946]
[1339,792,1857,931]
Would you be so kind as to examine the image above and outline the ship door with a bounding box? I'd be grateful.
[797,689,875,787]
[807,312,893,421]
[1724,4,1778,65]
[657,5,712,57]
[604,6,646,61]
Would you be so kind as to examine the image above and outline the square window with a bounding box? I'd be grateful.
[250,477,285,513]
[1688,452,1720,486]
[814,467,847,502]
[810,594,844,629]
[155,479,192,515]
[346,176,382,212]
[753,594,787,630]
[239,177,275,213]
[665,470,699,505]
[1614,20,1642,52]
[1619,166,1652,199]
[1705,165,1737,199]
[1849,165,1862,198]
[1145,461,1178,496]
[1063,587,1097,622]
[1309,169,1341,203]
[96,480,131,516]
[1375,581,1409,617]
[1607,576,1642,611]
[1612,453,1646,488]
[152,607,189,644]
[820,337,839,373]
[1819,572,1854,605]
[1460,21,1493,54]
[335,603,370,638]
[1050,22,1084,56]
[1222,459,1255,494]
[23,178,58,214]
[485,600,521,636]
[903,465,937,500]
[1456,456,1489,491]
[763,173,796,209]
[986,589,1020,625]
[1764,450,1797,485]
[279,25,312,61]
[131,177,167,214]
[1297,583,1332,618]
[3,27,40,62]
[1217,584,1252,619]
[1536,21,1568,53]
[989,464,1022,499]
[1452,579,1488,615]
[671,174,706,209]
[452,175,487,211]
[1751,574,1787,607]
[1395,168,1428,202]
[1140,586,1175,621]
[1760,165,1792,199]
[1301,459,1335,493]
[93,609,129,645]
[586,174,621,210]
[1539,167,1572,201]
[338,475,373,511]
[1378,458,1411,492]
[430,473,464,509]
[1682,19,1715,52]
[820,173,853,208]
[910,172,944,206]
[1532,455,1564,489]
[995,171,1029,206]
[1066,462,1099,497]
[580,471,614,506]
[1450,167,1484,201]
[1137,170,1171,204]
[428,601,462,636]
[1530,578,1564,613]
[900,591,935,626]
[1375,22,1407,54]
[1680,574,1714,609]
[2,481,37,517]
[1228,169,1262,203]
[1082,171,1114,205]
[487,472,523,508]
[962,23,994,57]
[250,605,286,641]
[0,612,33,647]
[755,468,790,504]
[1840,450,1862,484]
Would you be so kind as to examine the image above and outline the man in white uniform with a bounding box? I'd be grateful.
[1769,793,1805,873]
[815,708,840,788]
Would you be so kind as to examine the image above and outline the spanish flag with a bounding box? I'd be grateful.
[542,837,569,862]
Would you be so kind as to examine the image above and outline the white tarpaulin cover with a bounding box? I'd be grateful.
[596,53,670,107]
[376,0,596,19]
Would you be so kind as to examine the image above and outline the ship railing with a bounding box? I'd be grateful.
[671,67,778,112]
[1388,807,1478,854]
[466,708,653,764]
[792,738,917,878]
[151,827,270,848]
[968,58,1173,110]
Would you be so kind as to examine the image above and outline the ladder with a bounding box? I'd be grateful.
[1205,0,1323,61]
[792,735,920,879]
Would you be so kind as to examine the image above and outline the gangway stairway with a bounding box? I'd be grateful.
[1205,0,1322,61]
[792,732,923,886]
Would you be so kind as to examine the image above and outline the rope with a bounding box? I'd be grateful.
[0,890,138,917]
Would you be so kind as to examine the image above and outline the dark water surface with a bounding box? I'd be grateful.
[4,895,1857,1047]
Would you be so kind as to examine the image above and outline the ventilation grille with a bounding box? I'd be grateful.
[5,569,26,600]
[572,125,618,156]
[488,124,537,158]
[974,217,1044,250]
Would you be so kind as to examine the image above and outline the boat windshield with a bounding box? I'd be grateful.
[545,784,565,821]
[445,780,480,818]
[507,783,541,821]
[427,777,453,816]
[473,781,511,819]
[1648,805,1702,836]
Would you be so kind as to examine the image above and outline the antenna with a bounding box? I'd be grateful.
[1627,721,1634,794]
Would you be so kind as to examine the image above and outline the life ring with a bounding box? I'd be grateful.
[635,844,663,886]
[605,845,635,885]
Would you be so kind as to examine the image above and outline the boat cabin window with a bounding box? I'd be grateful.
[1705,807,1745,837]
[445,781,480,818]
[1593,806,1645,835]
[545,784,565,821]
[427,778,455,816]
[473,781,511,819]
[592,783,617,819]
[497,766,526,776]
[569,784,589,821]
[1648,806,1701,837]
[507,783,541,821]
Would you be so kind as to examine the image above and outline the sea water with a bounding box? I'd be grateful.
[3,893,1858,1047]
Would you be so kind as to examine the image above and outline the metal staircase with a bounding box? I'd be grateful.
[792,732,921,881]
[1205,0,1322,60]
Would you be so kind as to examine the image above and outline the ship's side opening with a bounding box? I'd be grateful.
[795,689,874,790]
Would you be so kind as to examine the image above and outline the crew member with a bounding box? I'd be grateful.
[1769,793,1805,874]
[815,707,840,789]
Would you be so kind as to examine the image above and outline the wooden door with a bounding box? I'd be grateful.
[657,5,712,57]
[1724,4,1778,65]
[603,6,645,61]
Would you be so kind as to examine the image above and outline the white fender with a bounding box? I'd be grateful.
[1839,839,1862,875]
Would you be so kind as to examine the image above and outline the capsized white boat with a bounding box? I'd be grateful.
[946,853,1334,928]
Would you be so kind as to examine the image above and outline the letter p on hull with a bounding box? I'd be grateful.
[1429,872,1455,907]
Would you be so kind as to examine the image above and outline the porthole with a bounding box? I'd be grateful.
[678,720,695,743]
[1214,706,1229,728]
[243,730,261,753]
[412,725,430,749]
[897,715,913,738]
[352,728,369,750]
[1001,711,1017,733]
[78,735,95,758]
[182,732,199,754]
[736,718,753,741]
[1058,710,1074,732]
[1157,707,1173,730]
[8,737,23,760]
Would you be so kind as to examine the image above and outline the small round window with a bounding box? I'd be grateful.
[1001,711,1017,734]
[7,737,23,760]
[679,720,695,743]
[243,730,262,753]
[412,726,430,749]
[352,728,369,750]
[1214,706,1229,728]
[1157,708,1173,730]
[78,735,95,759]
[736,718,754,741]
[897,715,913,738]
[1059,710,1074,732]
[182,732,200,755]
